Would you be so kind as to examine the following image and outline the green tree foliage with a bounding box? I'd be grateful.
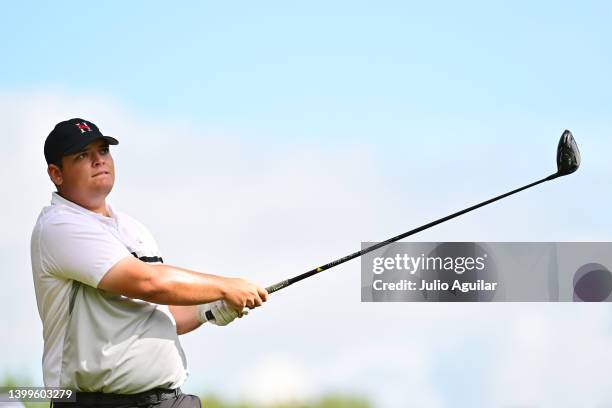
[2,374,371,408]
[1,374,46,408]
[199,394,370,408]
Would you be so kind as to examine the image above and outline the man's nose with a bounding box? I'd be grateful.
[91,151,105,166]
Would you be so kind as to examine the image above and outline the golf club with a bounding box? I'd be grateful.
[205,130,580,321]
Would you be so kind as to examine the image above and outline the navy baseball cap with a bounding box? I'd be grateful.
[44,118,119,165]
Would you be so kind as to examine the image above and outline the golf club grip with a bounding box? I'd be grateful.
[205,279,304,321]
[266,280,291,294]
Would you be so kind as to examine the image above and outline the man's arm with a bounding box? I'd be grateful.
[168,305,201,335]
[98,256,267,310]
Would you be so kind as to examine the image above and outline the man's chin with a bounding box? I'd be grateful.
[92,181,114,196]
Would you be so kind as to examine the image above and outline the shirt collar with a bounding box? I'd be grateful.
[51,192,117,223]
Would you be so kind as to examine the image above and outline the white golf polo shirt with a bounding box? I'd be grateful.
[31,193,188,393]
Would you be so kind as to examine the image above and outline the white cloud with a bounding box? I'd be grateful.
[486,305,612,407]
[239,355,314,405]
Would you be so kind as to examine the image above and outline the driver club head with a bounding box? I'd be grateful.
[556,130,581,176]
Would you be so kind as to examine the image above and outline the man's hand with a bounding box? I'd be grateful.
[196,300,248,326]
[196,278,267,327]
[221,277,268,311]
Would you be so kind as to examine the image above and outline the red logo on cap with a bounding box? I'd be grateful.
[75,122,92,133]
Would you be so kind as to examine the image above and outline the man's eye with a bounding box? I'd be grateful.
[76,152,87,160]
[100,147,109,154]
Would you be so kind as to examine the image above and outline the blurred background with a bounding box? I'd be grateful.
[1,1,611,407]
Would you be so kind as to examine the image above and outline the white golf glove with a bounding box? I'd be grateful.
[196,300,248,326]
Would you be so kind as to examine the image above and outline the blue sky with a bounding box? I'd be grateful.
[2,2,612,407]
[2,1,611,139]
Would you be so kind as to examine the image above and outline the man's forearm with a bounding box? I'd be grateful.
[169,305,202,335]
[146,264,227,305]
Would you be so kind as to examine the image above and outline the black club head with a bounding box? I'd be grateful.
[556,130,581,176]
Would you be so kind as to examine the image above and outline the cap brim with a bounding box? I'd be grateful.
[64,135,119,155]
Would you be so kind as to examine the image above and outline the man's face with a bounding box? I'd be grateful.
[49,139,116,202]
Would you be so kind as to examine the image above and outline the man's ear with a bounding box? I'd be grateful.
[47,164,63,187]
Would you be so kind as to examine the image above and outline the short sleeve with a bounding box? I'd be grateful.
[40,213,131,287]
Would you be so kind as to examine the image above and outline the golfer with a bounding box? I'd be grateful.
[31,118,268,407]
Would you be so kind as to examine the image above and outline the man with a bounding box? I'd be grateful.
[31,118,268,408]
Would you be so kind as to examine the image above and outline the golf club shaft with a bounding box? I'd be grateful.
[265,172,560,294]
